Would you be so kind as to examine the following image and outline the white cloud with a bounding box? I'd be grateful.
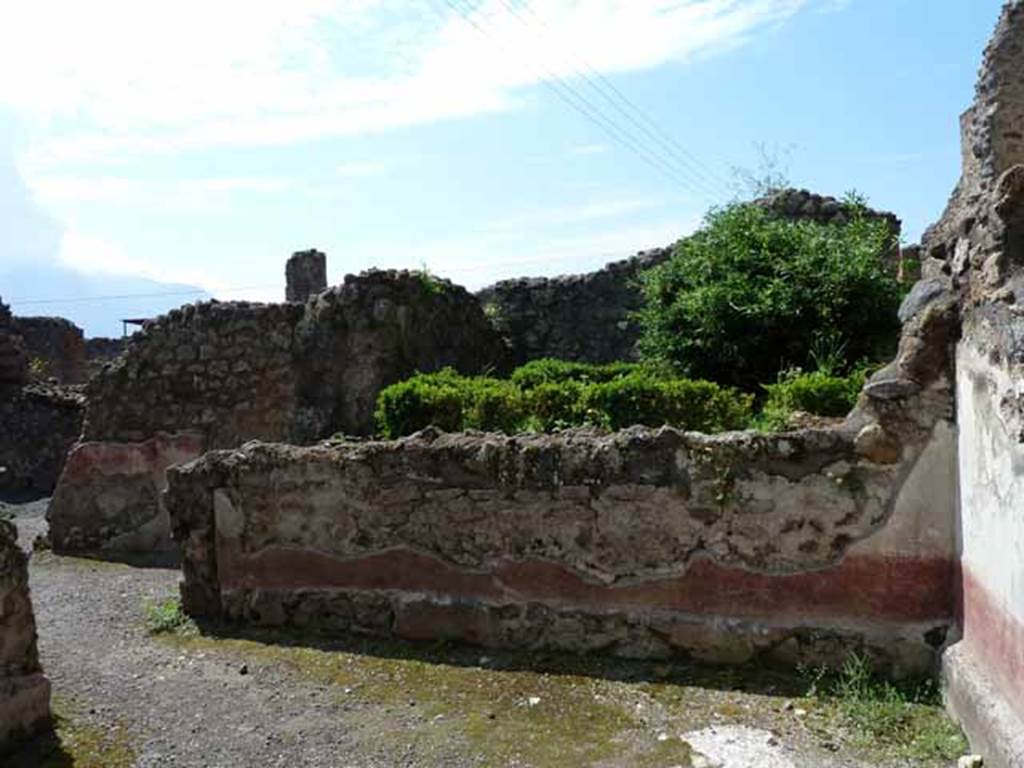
[336,160,395,178]
[58,230,217,289]
[4,0,824,170]
[30,175,292,207]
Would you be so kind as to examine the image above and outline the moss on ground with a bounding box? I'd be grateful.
[6,696,139,768]
[147,598,966,767]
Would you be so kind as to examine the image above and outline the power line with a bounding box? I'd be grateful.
[7,285,275,306]
[428,0,720,199]
[498,0,733,197]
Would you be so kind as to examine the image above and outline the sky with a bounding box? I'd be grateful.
[0,0,1008,336]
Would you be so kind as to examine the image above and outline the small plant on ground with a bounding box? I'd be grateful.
[803,654,967,761]
[143,597,196,636]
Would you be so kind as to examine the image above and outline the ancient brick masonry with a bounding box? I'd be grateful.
[0,520,50,752]
[49,269,509,555]
[168,257,960,675]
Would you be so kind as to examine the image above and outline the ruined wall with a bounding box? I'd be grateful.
[285,249,327,303]
[167,260,959,673]
[168,402,955,674]
[0,520,50,752]
[928,5,1024,765]
[0,384,84,498]
[477,247,671,365]
[12,316,86,384]
[0,299,27,387]
[477,191,904,366]
[0,301,84,497]
[51,269,508,555]
[83,336,126,380]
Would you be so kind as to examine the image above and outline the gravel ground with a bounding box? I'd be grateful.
[3,498,965,768]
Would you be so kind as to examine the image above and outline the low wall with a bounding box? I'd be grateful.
[48,432,203,557]
[0,520,50,752]
[167,415,956,675]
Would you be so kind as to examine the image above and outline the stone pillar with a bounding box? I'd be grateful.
[285,250,327,303]
[0,520,51,752]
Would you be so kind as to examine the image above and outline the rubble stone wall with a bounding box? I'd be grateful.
[0,520,50,752]
[168,306,959,675]
[0,299,27,387]
[12,316,86,384]
[0,384,84,497]
[923,4,1024,766]
[51,269,508,555]
[477,191,903,366]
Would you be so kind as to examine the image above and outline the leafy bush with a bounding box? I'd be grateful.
[375,364,752,437]
[510,358,642,389]
[637,202,903,391]
[583,375,753,432]
[757,367,867,430]
[374,369,466,437]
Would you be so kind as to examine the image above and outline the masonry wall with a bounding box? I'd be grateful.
[477,191,903,366]
[12,316,86,384]
[0,520,51,752]
[50,269,508,556]
[927,4,1024,765]
[167,406,956,674]
[166,249,960,673]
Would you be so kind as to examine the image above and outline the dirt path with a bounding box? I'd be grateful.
[4,499,966,768]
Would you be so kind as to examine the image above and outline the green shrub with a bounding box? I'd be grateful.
[637,202,903,391]
[510,358,641,389]
[757,367,867,430]
[374,369,466,438]
[524,380,587,431]
[463,378,527,433]
[582,375,753,432]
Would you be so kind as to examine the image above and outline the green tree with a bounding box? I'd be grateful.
[636,202,902,391]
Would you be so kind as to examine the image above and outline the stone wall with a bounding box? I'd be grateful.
[84,336,126,380]
[0,299,27,387]
[477,247,671,365]
[285,249,327,302]
[167,256,959,673]
[930,4,1024,765]
[477,191,905,366]
[0,520,50,752]
[0,384,84,498]
[50,269,508,555]
[12,316,86,384]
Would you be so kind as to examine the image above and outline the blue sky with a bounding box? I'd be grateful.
[0,0,1007,335]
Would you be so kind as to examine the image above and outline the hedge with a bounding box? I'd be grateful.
[758,368,867,430]
[374,366,752,438]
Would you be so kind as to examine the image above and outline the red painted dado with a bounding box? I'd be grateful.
[961,565,1024,720]
[61,433,204,482]
[218,544,954,625]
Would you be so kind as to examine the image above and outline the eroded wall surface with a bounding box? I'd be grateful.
[50,269,508,555]
[0,520,50,752]
[168,369,957,675]
[927,3,1024,765]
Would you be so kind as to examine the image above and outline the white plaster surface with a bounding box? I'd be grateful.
[957,344,1024,626]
